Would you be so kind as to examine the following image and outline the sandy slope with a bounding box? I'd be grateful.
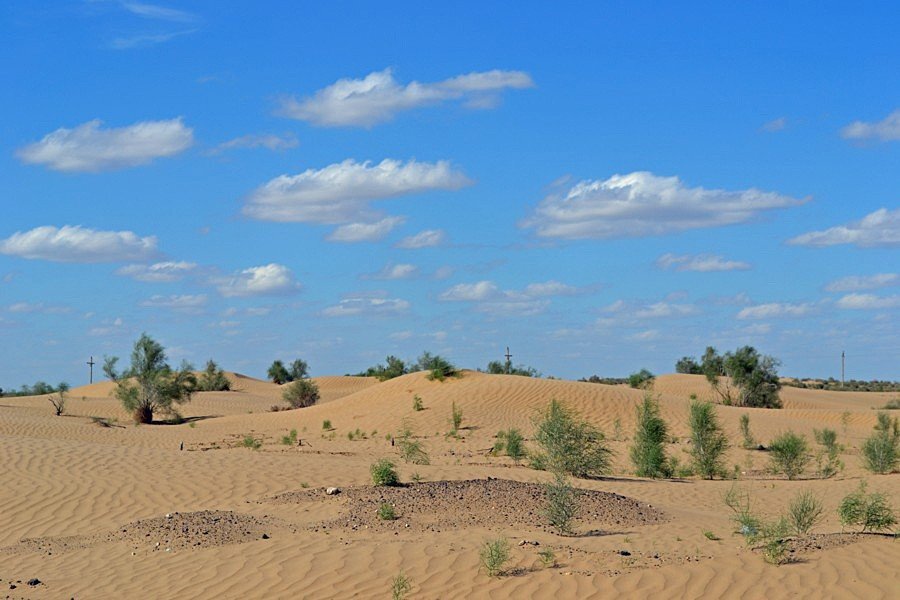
[1,372,897,598]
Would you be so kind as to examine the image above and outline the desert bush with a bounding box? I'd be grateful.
[449,401,463,435]
[628,368,655,389]
[479,537,511,577]
[724,484,761,539]
[267,360,290,384]
[106,333,197,423]
[485,360,540,377]
[882,398,900,410]
[532,399,613,478]
[838,482,897,533]
[630,393,672,478]
[378,502,397,520]
[787,490,824,536]
[768,431,811,480]
[675,356,703,375]
[861,412,899,474]
[412,395,424,411]
[689,400,729,479]
[280,429,298,446]
[47,383,69,416]
[242,435,262,450]
[288,359,309,381]
[282,379,320,409]
[702,346,782,408]
[494,428,525,463]
[322,419,332,430]
[739,414,756,449]
[813,428,844,478]
[398,425,429,465]
[364,355,408,381]
[390,572,412,600]
[537,547,557,568]
[371,458,400,486]
[197,359,230,391]
[544,471,579,535]
[417,352,459,381]
[759,516,791,565]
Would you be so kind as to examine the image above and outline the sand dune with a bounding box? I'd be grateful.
[1,371,898,598]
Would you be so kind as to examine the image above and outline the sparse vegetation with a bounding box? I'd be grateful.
[397,422,429,465]
[768,431,811,480]
[479,537,511,577]
[390,572,412,600]
[370,458,400,486]
[703,530,719,541]
[282,378,320,409]
[378,502,397,520]
[2,381,69,397]
[630,393,672,478]
[242,435,262,450]
[322,419,332,431]
[813,428,844,478]
[701,346,782,408]
[532,399,613,478]
[493,428,525,463]
[418,352,460,382]
[861,412,899,474]
[485,360,540,377]
[449,401,463,435]
[784,378,900,393]
[106,333,197,424]
[675,356,703,375]
[579,375,628,386]
[197,359,231,391]
[759,516,791,565]
[838,482,897,533]
[280,429,298,446]
[47,383,70,416]
[267,358,309,384]
[363,355,408,381]
[787,490,823,536]
[882,398,900,410]
[739,414,756,449]
[544,471,579,535]
[537,547,557,568]
[688,400,729,479]
[724,484,761,539]
[627,368,655,389]
[412,394,424,411]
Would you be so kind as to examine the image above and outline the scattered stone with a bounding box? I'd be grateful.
[325,487,341,495]
[26,578,41,586]
[619,550,631,556]
[261,533,269,539]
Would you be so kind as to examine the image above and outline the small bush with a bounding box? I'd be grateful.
[48,389,68,416]
[378,502,397,520]
[412,395,424,411]
[532,399,612,478]
[537,547,557,568]
[417,352,459,382]
[768,431,811,480]
[703,530,720,541]
[282,379,320,409]
[371,458,400,486]
[813,428,844,478]
[630,393,672,478]
[628,368,655,389]
[787,490,824,536]
[838,482,897,533]
[688,400,729,479]
[197,359,230,391]
[449,401,463,435]
[390,572,412,600]
[882,398,900,410]
[759,516,791,565]
[479,537,511,577]
[544,471,579,535]
[242,435,262,450]
[493,428,525,463]
[724,484,761,540]
[861,412,899,474]
[322,419,332,431]
[280,429,298,446]
[398,425,430,465]
[739,414,756,449]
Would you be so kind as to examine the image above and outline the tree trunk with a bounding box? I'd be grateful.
[134,405,153,424]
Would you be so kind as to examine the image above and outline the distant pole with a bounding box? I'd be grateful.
[87,356,96,384]
[504,346,512,374]
[841,351,845,387]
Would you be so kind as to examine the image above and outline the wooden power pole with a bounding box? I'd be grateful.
[841,351,845,387]
[87,356,95,384]
[504,346,512,374]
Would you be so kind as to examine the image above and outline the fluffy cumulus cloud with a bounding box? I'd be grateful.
[16,118,194,172]
[788,208,900,248]
[243,159,471,226]
[439,279,574,317]
[737,302,813,319]
[216,264,299,297]
[836,293,900,310]
[326,216,405,243]
[656,253,751,272]
[841,109,900,142]
[140,294,207,312]
[523,171,805,239]
[277,68,534,127]
[116,261,198,282]
[395,229,447,249]
[0,225,157,263]
[208,133,298,154]
[825,273,899,292]
[322,297,410,317]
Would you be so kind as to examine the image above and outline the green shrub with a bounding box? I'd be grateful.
[242,435,262,450]
[544,471,579,535]
[813,428,844,478]
[364,355,408,382]
[702,346,782,408]
[703,530,719,541]
[282,379,320,409]
[412,395,424,411]
[371,458,400,486]
[390,572,412,600]
[537,547,557,568]
[739,414,756,449]
[378,502,397,520]
[417,352,459,382]
[787,490,823,536]
[630,393,672,478]
[768,431,811,480]
[861,412,899,474]
[724,484,761,540]
[688,400,729,479]
[759,516,791,565]
[322,419,333,431]
[449,401,463,435]
[398,423,429,465]
[280,429,298,446]
[494,428,525,463]
[628,369,655,389]
[838,482,897,532]
[479,537,511,577]
[198,359,231,391]
[882,398,900,410]
[532,399,612,478]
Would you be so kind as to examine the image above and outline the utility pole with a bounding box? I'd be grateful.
[87,356,95,384]
[504,346,512,374]
[841,351,845,387]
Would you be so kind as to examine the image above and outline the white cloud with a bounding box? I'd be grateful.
[788,208,900,248]
[0,225,157,263]
[825,273,899,292]
[322,297,410,317]
[216,264,299,297]
[326,216,405,243]
[439,280,499,302]
[628,329,659,341]
[208,133,298,154]
[762,117,787,132]
[439,279,573,317]
[737,302,813,319]
[656,253,751,272]
[140,294,207,312]
[17,118,193,172]
[396,229,447,249]
[365,263,419,280]
[522,281,578,297]
[523,171,805,239]
[277,68,534,127]
[634,302,697,319]
[243,159,470,223]
[119,2,199,23]
[116,261,197,282]
[7,302,71,314]
[110,29,197,49]
[841,109,900,141]
[836,293,900,310]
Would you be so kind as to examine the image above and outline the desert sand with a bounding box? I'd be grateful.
[1,372,898,599]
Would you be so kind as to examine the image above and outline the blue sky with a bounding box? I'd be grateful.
[2,1,899,388]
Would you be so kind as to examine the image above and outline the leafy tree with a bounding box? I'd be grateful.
[102,356,119,381]
[267,360,291,384]
[485,360,540,377]
[702,346,781,408]
[532,399,612,478]
[416,351,459,381]
[628,368,655,389]
[861,412,899,474]
[675,356,703,375]
[630,393,672,478]
[197,359,231,391]
[289,359,309,380]
[106,333,197,423]
[364,355,408,381]
[282,379,320,408]
[688,400,729,479]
